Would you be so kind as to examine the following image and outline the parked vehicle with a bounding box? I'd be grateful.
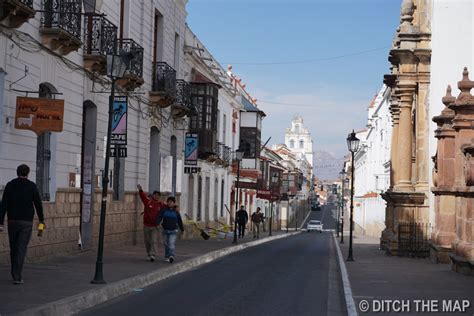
[306,220,323,233]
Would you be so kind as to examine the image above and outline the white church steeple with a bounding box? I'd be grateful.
[284,116,314,167]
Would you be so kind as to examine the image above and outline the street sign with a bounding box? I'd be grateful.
[110,146,127,158]
[185,133,198,165]
[111,96,128,145]
[15,97,65,135]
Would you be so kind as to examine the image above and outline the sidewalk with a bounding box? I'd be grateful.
[0,229,293,315]
[336,233,474,315]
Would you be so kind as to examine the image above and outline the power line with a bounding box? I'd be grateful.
[225,46,390,65]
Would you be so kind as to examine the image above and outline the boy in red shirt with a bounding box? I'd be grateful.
[137,184,164,262]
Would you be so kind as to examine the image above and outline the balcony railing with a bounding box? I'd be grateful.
[175,79,191,108]
[20,0,33,6]
[118,38,144,78]
[41,0,82,39]
[153,62,176,94]
[83,14,117,56]
[223,146,231,163]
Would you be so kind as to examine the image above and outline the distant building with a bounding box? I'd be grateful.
[284,116,314,168]
[353,85,391,237]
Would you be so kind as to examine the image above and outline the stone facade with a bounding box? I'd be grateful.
[0,188,142,264]
[431,70,474,275]
[380,0,432,255]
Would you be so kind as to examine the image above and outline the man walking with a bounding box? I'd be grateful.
[251,207,264,239]
[137,184,164,262]
[156,197,184,263]
[0,164,44,284]
[236,205,248,238]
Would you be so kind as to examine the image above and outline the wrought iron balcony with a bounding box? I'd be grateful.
[150,62,177,108]
[40,0,82,54]
[116,38,144,90]
[171,79,196,118]
[1,0,36,28]
[223,146,231,165]
[83,14,117,74]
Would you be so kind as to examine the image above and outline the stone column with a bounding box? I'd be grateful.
[449,68,474,275]
[395,81,416,191]
[415,53,431,193]
[430,85,456,263]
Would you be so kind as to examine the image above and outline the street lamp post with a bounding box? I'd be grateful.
[91,43,130,284]
[338,169,346,239]
[232,148,244,244]
[346,130,360,262]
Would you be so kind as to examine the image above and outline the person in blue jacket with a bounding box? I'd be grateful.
[156,197,184,263]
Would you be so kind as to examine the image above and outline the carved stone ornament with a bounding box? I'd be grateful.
[462,145,474,186]
[455,67,474,106]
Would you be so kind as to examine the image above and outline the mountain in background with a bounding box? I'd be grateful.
[313,150,345,180]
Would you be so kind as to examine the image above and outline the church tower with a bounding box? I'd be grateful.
[284,116,314,167]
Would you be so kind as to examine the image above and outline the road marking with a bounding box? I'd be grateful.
[332,233,358,316]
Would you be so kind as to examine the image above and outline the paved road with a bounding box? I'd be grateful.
[82,206,344,316]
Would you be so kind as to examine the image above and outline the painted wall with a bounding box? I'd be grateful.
[428,0,474,224]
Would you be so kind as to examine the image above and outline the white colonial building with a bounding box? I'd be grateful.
[0,0,217,260]
[353,85,391,237]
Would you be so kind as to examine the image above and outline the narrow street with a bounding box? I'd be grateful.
[82,205,344,316]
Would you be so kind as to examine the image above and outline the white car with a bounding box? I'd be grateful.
[307,220,323,233]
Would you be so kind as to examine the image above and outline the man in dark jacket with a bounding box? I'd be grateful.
[137,184,164,262]
[0,164,44,284]
[236,205,248,238]
[156,197,184,263]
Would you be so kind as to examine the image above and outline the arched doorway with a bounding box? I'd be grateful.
[37,83,58,201]
[149,127,160,192]
[170,135,177,195]
[80,100,97,249]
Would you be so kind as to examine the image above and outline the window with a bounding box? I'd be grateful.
[173,33,180,73]
[295,124,300,133]
[190,83,219,157]
[214,178,218,220]
[300,140,304,149]
[240,127,260,159]
[153,10,164,63]
[290,139,295,148]
[197,176,202,221]
[222,114,227,144]
[220,179,225,217]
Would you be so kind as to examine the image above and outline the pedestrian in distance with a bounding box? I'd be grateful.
[236,205,248,238]
[0,164,45,284]
[137,184,165,262]
[251,207,264,239]
[156,197,184,263]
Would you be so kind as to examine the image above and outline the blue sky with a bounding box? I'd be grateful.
[187,0,402,157]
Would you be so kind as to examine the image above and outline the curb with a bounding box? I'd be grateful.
[18,231,301,316]
[332,233,358,316]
